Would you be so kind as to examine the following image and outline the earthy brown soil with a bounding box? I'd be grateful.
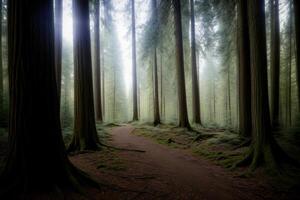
[70,125,281,200]
[0,125,295,199]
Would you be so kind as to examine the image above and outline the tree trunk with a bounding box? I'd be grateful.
[237,0,252,137]
[240,0,290,170]
[190,0,201,125]
[173,0,190,128]
[0,0,3,126]
[227,68,232,127]
[94,0,103,122]
[294,0,300,111]
[69,0,100,152]
[55,0,62,105]
[153,48,160,125]
[0,0,97,197]
[286,1,292,126]
[152,0,160,126]
[270,0,280,127]
[132,0,138,121]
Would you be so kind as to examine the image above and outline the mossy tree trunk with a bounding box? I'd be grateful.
[237,0,252,137]
[190,0,201,125]
[69,0,100,152]
[0,0,97,197]
[270,0,280,127]
[240,0,290,170]
[132,0,138,121]
[294,0,300,111]
[94,0,103,123]
[55,0,62,105]
[173,0,190,128]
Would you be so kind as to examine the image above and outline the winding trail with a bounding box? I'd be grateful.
[109,125,272,200]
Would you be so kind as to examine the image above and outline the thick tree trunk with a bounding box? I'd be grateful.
[270,0,280,127]
[0,0,97,197]
[55,0,62,105]
[173,0,190,128]
[69,0,100,152]
[94,0,103,122]
[237,0,252,137]
[294,0,300,111]
[132,0,138,121]
[190,0,201,125]
[240,0,290,170]
[0,0,3,126]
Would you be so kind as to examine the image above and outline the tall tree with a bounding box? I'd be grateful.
[0,0,96,197]
[152,0,160,126]
[173,0,190,128]
[239,0,290,169]
[132,0,138,121]
[190,0,201,125]
[68,0,100,152]
[0,0,3,126]
[55,0,63,103]
[237,0,252,137]
[286,0,293,126]
[94,0,103,122]
[294,0,300,110]
[270,0,280,127]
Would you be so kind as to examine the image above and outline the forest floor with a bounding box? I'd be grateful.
[0,124,299,199]
[69,124,298,200]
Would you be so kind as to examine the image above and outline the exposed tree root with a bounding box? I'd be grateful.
[233,138,299,173]
[232,139,252,150]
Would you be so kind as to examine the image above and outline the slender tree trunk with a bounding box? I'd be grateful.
[190,0,201,125]
[153,48,160,125]
[69,0,100,152]
[227,68,232,127]
[237,0,252,137]
[55,0,62,105]
[94,0,103,122]
[173,0,190,128]
[270,0,280,127]
[0,0,97,197]
[152,0,160,125]
[132,0,138,121]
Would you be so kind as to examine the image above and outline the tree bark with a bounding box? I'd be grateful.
[153,48,160,125]
[286,1,292,126]
[237,0,252,137]
[0,0,3,126]
[132,0,138,121]
[294,0,300,111]
[190,0,201,125]
[240,0,290,170]
[69,0,100,152]
[173,0,190,128]
[94,0,103,122]
[152,0,160,126]
[270,0,280,127]
[0,0,97,197]
[55,0,62,105]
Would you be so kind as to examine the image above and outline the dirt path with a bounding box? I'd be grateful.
[108,125,272,200]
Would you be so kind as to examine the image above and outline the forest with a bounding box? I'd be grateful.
[0,0,300,199]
